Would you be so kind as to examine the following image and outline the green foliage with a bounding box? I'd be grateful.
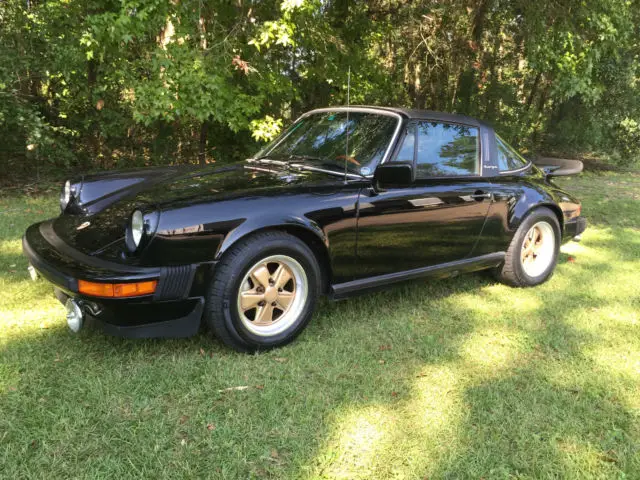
[611,118,640,166]
[1,0,639,180]
[250,115,284,142]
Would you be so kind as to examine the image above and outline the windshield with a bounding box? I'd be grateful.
[256,110,399,176]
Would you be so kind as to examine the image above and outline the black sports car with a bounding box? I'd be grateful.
[23,107,586,351]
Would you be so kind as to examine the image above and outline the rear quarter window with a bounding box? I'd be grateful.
[496,136,529,172]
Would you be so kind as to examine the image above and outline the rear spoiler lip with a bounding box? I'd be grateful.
[533,157,584,177]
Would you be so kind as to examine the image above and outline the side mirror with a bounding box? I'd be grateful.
[373,162,414,190]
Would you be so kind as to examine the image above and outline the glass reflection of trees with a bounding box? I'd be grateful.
[496,135,528,171]
[415,122,479,177]
[262,112,398,174]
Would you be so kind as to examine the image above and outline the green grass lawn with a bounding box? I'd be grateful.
[1,173,639,479]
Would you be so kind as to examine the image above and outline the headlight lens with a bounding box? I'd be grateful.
[60,180,71,211]
[130,210,144,248]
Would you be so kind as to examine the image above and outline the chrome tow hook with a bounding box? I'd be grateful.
[65,298,84,333]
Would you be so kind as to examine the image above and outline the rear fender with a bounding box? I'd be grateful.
[510,197,564,234]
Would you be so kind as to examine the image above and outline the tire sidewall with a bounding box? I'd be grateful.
[513,209,561,285]
[219,237,320,348]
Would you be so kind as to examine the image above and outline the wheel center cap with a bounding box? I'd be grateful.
[264,287,278,303]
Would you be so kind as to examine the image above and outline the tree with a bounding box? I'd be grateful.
[1,0,638,182]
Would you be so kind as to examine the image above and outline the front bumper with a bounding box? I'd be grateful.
[23,220,209,338]
[563,215,587,241]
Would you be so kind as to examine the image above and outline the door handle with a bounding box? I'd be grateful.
[470,191,492,201]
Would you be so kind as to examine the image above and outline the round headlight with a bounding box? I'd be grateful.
[60,180,71,211]
[130,210,144,248]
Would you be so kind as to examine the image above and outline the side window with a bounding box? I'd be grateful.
[415,122,479,177]
[496,135,528,171]
[393,124,415,162]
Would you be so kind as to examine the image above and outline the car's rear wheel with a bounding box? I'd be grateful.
[496,207,561,287]
[204,231,321,352]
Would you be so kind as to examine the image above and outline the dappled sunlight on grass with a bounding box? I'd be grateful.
[2,303,64,333]
[306,324,535,478]
[456,285,544,322]
[309,365,469,479]
[0,239,23,256]
[411,365,462,432]
[595,305,639,327]
[0,276,64,342]
[559,228,634,266]
[554,436,619,476]
[460,328,529,375]
[586,341,640,390]
[315,406,397,478]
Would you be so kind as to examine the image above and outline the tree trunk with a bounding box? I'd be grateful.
[198,121,208,166]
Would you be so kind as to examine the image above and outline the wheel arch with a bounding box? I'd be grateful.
[495,202,563,288]
[541,203,564,234]
[216,223,333,295]
[511,201,564,236]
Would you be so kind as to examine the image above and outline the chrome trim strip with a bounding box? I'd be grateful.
[499,161,532,175]
[495,134,532,175]
[408,197,445,207]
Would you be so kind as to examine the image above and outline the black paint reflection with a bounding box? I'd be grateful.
[355,178,493,278]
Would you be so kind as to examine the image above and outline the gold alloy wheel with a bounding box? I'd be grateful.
[237,255,308,337]
[521,221,555,277]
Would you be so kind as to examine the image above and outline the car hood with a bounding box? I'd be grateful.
[52,161,350,256]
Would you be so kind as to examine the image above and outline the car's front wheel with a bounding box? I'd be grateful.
[496,207,561,287]
[204,231,321,352]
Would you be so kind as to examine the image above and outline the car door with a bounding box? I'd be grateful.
[355,120,494,279]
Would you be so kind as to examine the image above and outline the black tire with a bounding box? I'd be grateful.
[495,207,561,287]
[204,231,321,352]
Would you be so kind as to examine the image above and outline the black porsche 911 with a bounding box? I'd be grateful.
[23,106,586,351]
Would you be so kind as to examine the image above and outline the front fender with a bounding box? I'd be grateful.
[215,214,327,260]
[142,188,358,270]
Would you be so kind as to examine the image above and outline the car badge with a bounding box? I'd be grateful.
[76,221,91,231]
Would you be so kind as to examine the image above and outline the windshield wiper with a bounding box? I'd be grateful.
[252,155,290,165]
[286,154,364,175]
[285,154,325,162]
[255,154,364,177]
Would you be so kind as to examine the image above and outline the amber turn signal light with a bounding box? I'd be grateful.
[559,202,581,221]
[78,279,157,298]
